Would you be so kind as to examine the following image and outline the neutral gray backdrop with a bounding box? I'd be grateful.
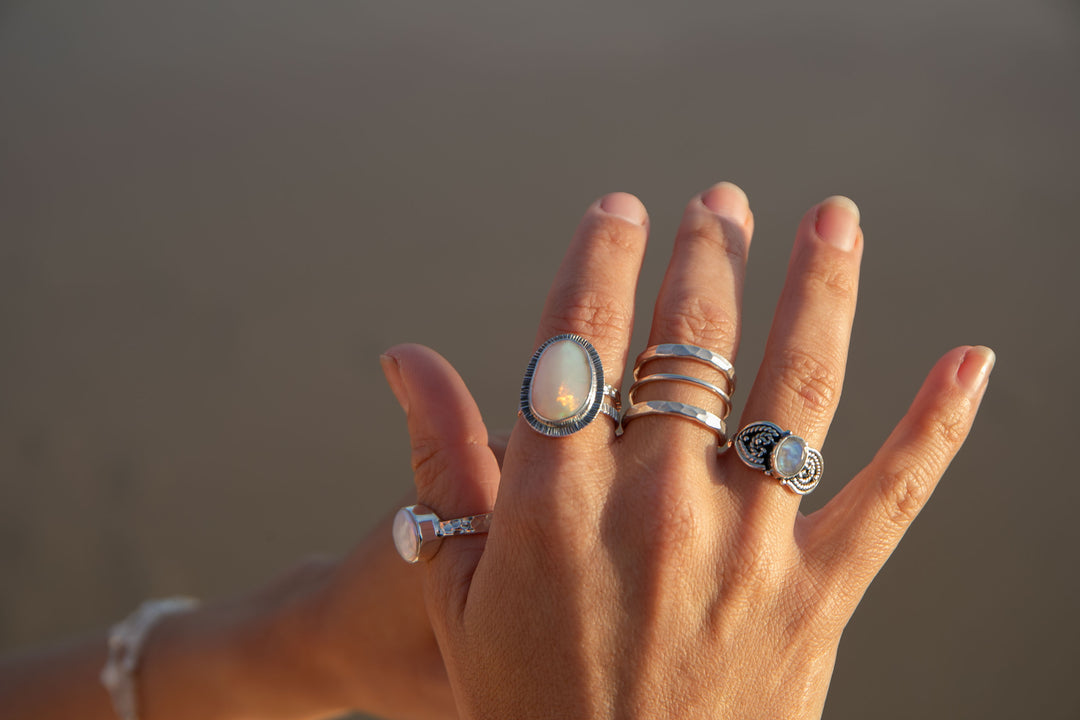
[1,1,1078,718]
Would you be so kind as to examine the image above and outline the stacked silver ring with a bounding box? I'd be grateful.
[620,343,736,448]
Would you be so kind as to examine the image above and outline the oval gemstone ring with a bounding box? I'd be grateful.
[519,333,618,437]
[732,421,824,495]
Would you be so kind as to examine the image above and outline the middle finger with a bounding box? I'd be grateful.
[623,182,753,463]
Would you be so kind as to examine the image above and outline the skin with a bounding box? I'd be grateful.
[0,183,993,719]
[0,512,456,720]
[378,184,994,719]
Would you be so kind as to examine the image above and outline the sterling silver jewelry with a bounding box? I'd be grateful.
[633,343,735,392]
[393,504,493,563]
[732,421,823,495]
[100,597,201,720]
[620,400,728,445]
[599,384,622,423]
[520,333,619,437]
[628,372,732,419]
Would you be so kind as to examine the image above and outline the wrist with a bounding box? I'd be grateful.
[139,559,353,720]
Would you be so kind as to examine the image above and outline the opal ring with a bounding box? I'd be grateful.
[732,421,824,495]
[620,400,728,445]
[393,504,493,563]
[520,333,620,437]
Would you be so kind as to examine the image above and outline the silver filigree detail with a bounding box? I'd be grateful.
[733,421,824,495]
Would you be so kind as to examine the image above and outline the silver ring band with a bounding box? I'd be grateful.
[633,344,736,391]
[620,400,728,445]
[599,398,621,423]
[732,421,823,495]
[603,383,622,411]
[628,372,732,418]
[393,504,493,563]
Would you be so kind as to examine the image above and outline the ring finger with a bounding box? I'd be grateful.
[731,196,863,526]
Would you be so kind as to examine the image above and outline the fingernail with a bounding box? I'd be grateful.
[701,182,750,224]
[599,192,648,225]
[957,346,996,394]
[815,196,860,251]
[379,354,409,414]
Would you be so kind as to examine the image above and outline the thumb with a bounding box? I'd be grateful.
[380,344,500,614]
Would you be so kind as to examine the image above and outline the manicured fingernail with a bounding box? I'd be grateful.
[701,182,750,224]
[815,196,860,251]
[379,354,409,414]
[599,192,648,225]
[957,346,996,394]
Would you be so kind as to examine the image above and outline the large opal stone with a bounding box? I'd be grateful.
[773,435,807,477]
[530,339,594,423]
[392,508,421,563]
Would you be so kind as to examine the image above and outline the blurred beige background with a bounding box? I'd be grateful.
[1,1,1078,718]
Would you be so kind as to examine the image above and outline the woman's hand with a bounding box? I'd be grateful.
[380,184,993,719]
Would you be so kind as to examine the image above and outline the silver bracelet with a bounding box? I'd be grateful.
[100,597,201,720]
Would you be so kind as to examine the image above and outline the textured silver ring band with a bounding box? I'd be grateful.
[600,398,621,423]
[628,372,732,419]
[620,400,728,446]
[633,343,736,391]
[393,504,493,564]
[732,421,824,495]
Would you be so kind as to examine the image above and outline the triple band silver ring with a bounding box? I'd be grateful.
[621,343,736,448]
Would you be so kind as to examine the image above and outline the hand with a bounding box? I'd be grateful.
[379,184,994,719]
[271,434,511,720]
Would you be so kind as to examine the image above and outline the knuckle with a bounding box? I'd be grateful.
[876,450,938,529]
[642,482,704,559]
[586,212,646,253]
[771,348,844,416]
[801,254,857,300]
[657,292,738,349]
[721,532,776,593]
[410,440,480,499]
[680,219,748,267]
[918,402,973,448]
[548,289,631,343]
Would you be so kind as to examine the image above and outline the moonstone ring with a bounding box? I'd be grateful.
[520,333,619,437]
[392,504,493,563]
[732,421,824,495]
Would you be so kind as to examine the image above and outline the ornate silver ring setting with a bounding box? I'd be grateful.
[392,504,493,563]
[732,421,824,495]
[520,333,620,437]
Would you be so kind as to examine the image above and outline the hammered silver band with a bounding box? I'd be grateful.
[393,504,493,563]
[437,513,492,536]
[629,372,732,417]
[732,421,824,495]
[633,343,736,391]
[620,400,727,444]
[599,384,622,423]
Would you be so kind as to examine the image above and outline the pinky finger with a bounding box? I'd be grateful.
[809,345,995,588]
